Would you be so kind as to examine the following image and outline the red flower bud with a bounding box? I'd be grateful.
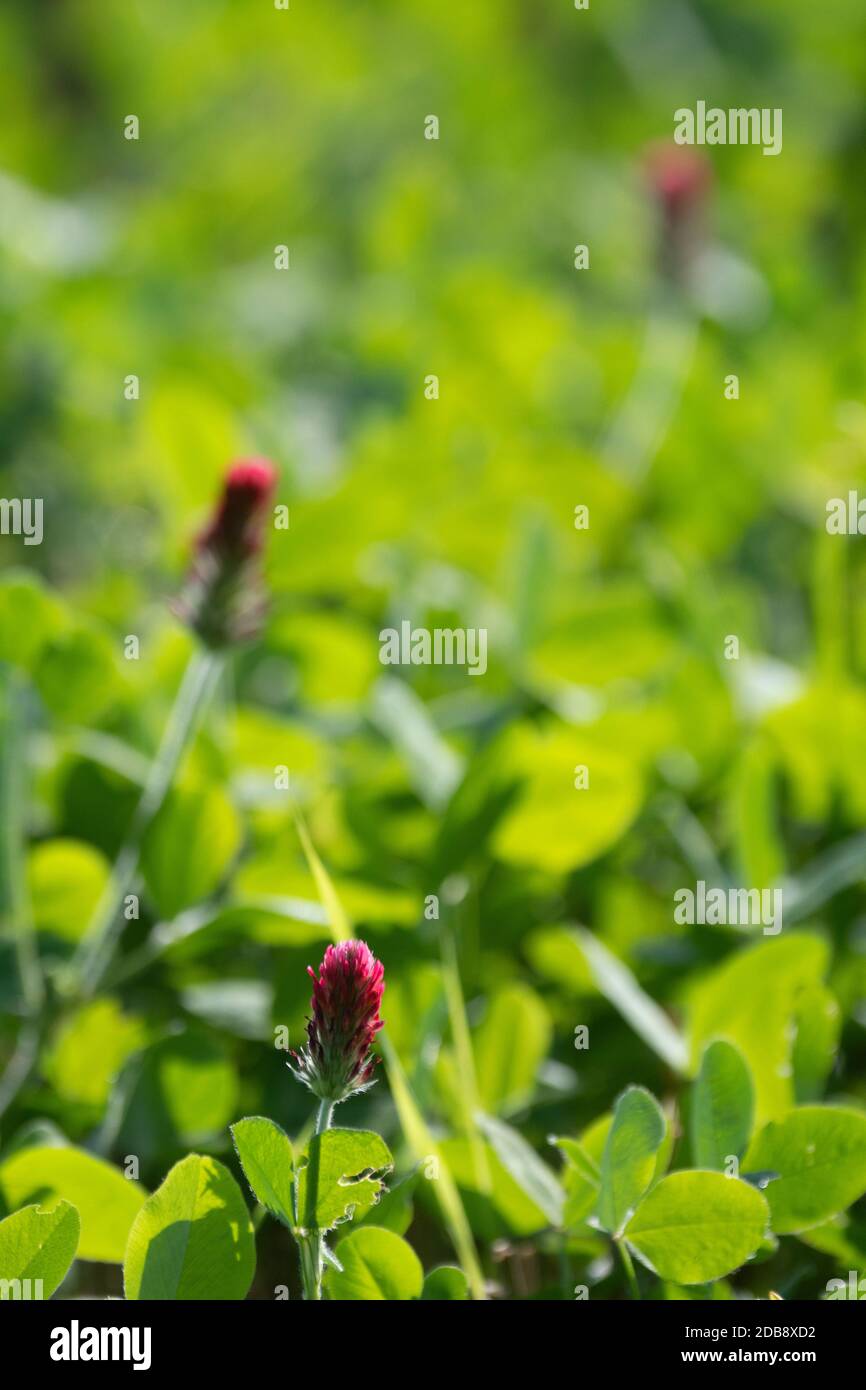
[174,458,277,648]
[643,143,712,287]
[199,458,276,559]
[290,940,385,1105]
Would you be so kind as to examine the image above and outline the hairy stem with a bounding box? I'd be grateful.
[299,1099,334,1300]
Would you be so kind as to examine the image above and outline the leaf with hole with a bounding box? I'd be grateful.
[296,1129,393,1235]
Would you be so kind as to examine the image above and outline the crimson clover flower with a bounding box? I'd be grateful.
[174,457,277,648]
[290,940,385,1105]
[643,143,712,287]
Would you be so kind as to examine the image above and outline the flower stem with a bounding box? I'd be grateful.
[299,1099,334,1300]
[69,647,221,998]
[599,304,698,486]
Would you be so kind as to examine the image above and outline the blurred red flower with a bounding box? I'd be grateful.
[174,457,277,647]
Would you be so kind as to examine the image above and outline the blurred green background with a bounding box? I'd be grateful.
[1,0,866,1299]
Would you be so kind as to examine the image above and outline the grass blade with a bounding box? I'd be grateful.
[575,928,689,1075]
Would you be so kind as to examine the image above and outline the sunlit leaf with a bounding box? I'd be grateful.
[124,1154,254,1300]
[0,1147,145,1264]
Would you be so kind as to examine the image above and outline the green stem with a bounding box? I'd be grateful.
[558,1240,572,1301]
[69,647,220,998]
[299,1098,335,1300]
[439,911,491,1193]
[617,1239,641,1300]
[0,1021,40,1122]
[0,669,46,1124]
[600,305,698,486]
[0,667,44,1014]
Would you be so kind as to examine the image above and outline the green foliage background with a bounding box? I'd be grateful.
[1,0,866,1300]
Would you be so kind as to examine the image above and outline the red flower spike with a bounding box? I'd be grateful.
[290,940,385,1105]
[199,458,276,559]
[173,457,277,648]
